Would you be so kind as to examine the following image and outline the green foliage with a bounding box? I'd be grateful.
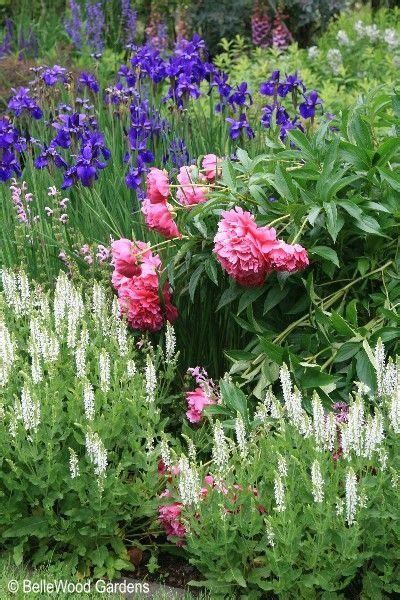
[168,362,400,598]
[0,270,179,578]
[217,7,400,114]
[163,88,400,399]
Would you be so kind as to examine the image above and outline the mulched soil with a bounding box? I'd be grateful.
[133,551,201,592]
[0,56,37,106]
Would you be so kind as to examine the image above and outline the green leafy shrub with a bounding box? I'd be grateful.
[163,350,400,597]
[163,88,400,396]
[0,269,178,578]
[217,7,400,113]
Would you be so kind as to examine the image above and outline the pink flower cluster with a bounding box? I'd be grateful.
[213,206,309,287]
[142,156,222,238]
[158,469,215,544]
[177,165,208,206]
[158,502,186,541]
[142,168,180,239]
[185,366,217,423]
[111,238,178,332]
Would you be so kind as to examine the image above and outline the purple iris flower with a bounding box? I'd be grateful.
[226,113,255,140]
[212,71,231,98]
[34,143,68,169]
[0,118,26,182]
[299,90,322,119]
[261,104,274,128]
[118,65,136,87]
[164,138,190,169]
[279,117,304,141]
[62,140,107,188]
[8,87,43,119]
[276,106,290,125]
[0,149,21,181]
[259,70,280,96]
[277,72,305,98]
[78,71,99,93]
[125,157,147,190]
[229,82,252,109]
[41,65,68,86]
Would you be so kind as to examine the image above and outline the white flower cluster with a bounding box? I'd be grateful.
[85,431,108,478]
[0,320,15,387]
[20,384,40,433]
[312,393,336,452]
[337,30,350,46]
[355,20,398,48]
[311,460,324,503]
[178,456,201,507]
[83,380,95,421]
[212,421,229,475]
[307,46,319,60]
[165,322,177,361]
[280,365,312,437]
[1,269,31,316]
[345,468,358,525]
[145,355,157,403]
[99,349,111,393]
[69,448,80,478]
[327,48,343,75]
[235,414,248,460]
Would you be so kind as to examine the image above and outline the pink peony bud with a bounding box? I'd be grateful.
[146,167,170,203]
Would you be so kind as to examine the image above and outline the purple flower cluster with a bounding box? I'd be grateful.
[121,0,137,46]
[0,118,26,182]
[164,138,191,170]
[64,0,104,53]
[125,99,166,193]
[8,88,43,120]
[86,1,105,54]
[78,71,100,94]
[10,179,34,224]
[34,110,110,188]
[259,70,322,140]
[226,114,255,140]
[0,18,38,59]
[64,0,83,50]
[41,65,68,87]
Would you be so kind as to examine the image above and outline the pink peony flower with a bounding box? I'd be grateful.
[113,247,178,332]
[186,386,215,423]
[111,238,150,277]
[141,197,181,239]
[177,165,208,206]
[213,206,277,287]
[158,502,186,541]
[111,269,131,291]
[214,207,309,285]
[146,167,170,203]
[202,154,223,182]
[118,276,165,332]
[268,241,309,272]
